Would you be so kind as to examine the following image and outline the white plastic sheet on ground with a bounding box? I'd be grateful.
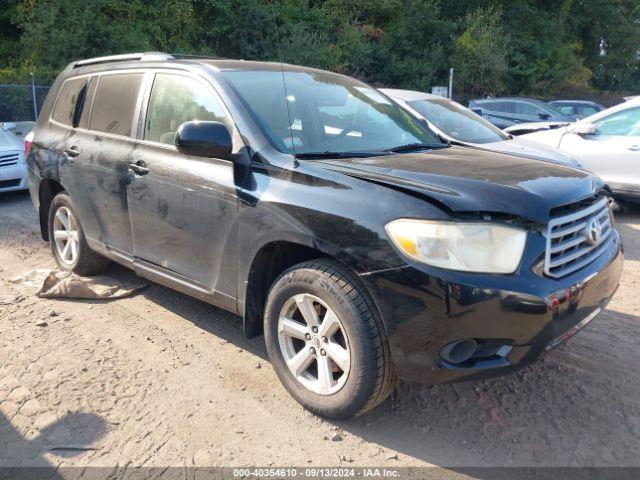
[11,269,147,300]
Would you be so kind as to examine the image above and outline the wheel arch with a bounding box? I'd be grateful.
[241,239,360,338]
[38,178,65,241]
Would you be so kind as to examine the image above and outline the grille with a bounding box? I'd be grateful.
[0,152,20,168]
[544,197,613,278]
[0,179,21,189]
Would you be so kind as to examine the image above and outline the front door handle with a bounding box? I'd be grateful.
[128,160,150,176]
[64,146,80,158]
[629,145,640,151]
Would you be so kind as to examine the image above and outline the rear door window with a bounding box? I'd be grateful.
[144,73,232,145]
[91,73,144,137]
[52,78,88,127]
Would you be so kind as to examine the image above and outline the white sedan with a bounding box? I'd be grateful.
[381,89,583,168]
[0,123,29,193]
[520,97,640,203]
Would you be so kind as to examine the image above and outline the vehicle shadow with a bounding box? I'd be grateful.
[125,265,269,361]
[337,308,640,468]
[122,260,640,468]
[0,410,106,475]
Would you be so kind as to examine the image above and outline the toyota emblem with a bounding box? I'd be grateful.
[587,218,602,245]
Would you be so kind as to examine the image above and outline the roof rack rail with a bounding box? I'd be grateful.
[71,52,174,69]
[169,53,225,60]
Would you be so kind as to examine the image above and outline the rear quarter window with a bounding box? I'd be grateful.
[90,73,144,137]
[51,78,87,127]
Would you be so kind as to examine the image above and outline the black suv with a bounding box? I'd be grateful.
[27,53,623,419]
[469,97,577,129]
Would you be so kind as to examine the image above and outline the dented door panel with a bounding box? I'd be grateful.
[126,143,238,296]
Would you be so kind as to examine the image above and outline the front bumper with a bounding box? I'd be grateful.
[361,230,623,384]
[0,160,28,192]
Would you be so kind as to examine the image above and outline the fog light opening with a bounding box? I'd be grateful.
[440,339,478,364]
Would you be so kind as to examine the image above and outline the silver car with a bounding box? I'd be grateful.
[382,89,583,168]
[0,123,28,193]
[522,97,640,202]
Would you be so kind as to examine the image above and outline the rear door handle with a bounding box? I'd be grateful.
[64,146,80,158]
[128,160,150,176]
[629,145,640,151]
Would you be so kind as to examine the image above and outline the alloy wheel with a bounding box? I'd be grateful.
[277,293,351,395]
[53,206,79,266]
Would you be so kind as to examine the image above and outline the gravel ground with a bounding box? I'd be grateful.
[0,190,639,472]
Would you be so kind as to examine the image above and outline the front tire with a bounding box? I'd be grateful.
[264,259,396,419]
[48,193,108,275]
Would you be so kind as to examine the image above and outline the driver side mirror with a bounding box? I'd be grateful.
[175,121,233,157]
[470,108,483,116]
[538,111,551,120]
[573,123,598,136]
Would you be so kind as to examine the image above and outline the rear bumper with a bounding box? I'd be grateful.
[362,231,623,384]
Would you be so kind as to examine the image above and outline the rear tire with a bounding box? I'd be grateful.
[48,193,109,275]
[264,259,396,419]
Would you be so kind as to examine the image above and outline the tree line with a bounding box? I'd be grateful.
[0,0,638,98]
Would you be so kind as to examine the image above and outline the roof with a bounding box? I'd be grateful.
[549,100,602,105]
[472,97,549,104]
[65,51,339,76]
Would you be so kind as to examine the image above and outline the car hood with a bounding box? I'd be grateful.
[0,130,23,152]
[314,146,603,223]
[479,137,581,167]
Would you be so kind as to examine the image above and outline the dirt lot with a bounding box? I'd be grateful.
[1,190,639,472]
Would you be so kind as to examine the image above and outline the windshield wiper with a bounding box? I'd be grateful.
[384,143,449,153]
[294,151,388,159]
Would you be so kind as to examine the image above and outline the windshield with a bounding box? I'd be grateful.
[221,69,442,156]
[408,98,509,144]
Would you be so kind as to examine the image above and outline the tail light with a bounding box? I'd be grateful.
[24,131,34,156]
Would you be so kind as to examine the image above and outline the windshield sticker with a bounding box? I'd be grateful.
[283,137,304,149]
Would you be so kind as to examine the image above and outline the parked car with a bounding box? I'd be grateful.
[382,89,582,168]
[27,53,622,419]
[3,121,37,139]
[469,97,577,129]
[521,96,640,203]
[548,100,605,119]
[0,122,28,193]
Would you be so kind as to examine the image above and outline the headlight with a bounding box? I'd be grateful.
[385,219,527,274]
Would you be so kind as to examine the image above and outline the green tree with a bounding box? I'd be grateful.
[0,0,638,96]
[451,6,508,96]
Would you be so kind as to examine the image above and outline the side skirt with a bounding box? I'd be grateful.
[86,237,239,315]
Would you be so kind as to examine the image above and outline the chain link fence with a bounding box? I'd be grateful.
[0,83,51,123]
